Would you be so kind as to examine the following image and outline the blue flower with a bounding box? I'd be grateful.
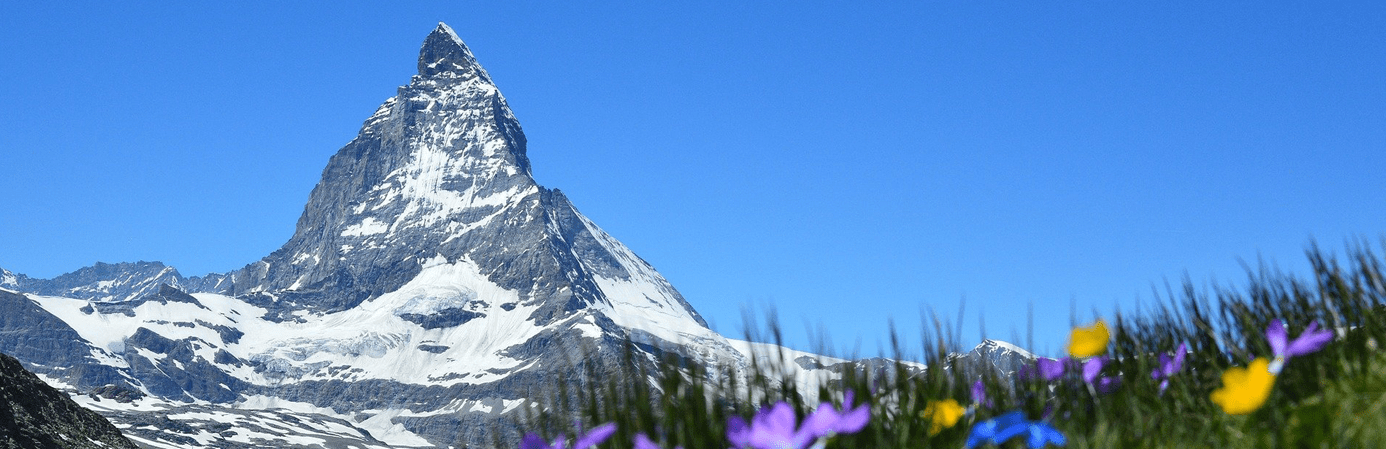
[966,411,1066,448]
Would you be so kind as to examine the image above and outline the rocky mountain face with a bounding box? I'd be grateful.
[0,351,139,449]
[954,339,1036,378]
[0,262,225,304]
[0,24,1035,448]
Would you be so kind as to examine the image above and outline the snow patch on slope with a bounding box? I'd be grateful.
[28,256,549,386]
[341,217,389,237]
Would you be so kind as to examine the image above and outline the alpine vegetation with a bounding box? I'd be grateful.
[525,242,1386,448]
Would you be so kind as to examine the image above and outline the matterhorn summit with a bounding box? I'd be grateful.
[224,22,713,342]
[0,22,750,448]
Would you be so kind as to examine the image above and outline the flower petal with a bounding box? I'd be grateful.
[801,404,838,438]
[966,411,1026,448]
[574,423,616,449]
[1285,322,1334,357]
[1082,357,1105,384]
[1210,358,1277,415]
[1266,320,1289,358]
[1066,320,1110,357]
[1037,357,1066,380]
[749,403,800,449]
[835,404,870,434]
[1025,423,1067,448]
[521,433,552,449]
[634,433,659,449]
[726,416,750,448]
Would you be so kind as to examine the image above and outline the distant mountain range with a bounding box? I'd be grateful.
[0,23,1034,448]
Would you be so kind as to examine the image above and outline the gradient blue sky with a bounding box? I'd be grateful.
[2,2,1383,357]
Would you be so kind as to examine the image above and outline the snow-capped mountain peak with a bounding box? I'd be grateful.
[0,22,734,448]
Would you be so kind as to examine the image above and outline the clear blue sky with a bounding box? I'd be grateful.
[2,2,1383,358]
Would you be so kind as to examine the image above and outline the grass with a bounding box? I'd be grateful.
[521,240,1386,448]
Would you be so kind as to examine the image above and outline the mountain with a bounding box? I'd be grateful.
[0,350,140,449]
[0,23,743,448]
[0,23,1035,448]
[952,339,1037,378]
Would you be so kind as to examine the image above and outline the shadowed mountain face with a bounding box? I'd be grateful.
[0,351,140,449]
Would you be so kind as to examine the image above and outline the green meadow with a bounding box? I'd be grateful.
[521,241,1386,448]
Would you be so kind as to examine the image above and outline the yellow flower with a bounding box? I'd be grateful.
[1210,358,1277,415]
[922,399,965,435]
[1066,320,1110,358]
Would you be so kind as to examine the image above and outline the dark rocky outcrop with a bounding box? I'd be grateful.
[0,351,139,449]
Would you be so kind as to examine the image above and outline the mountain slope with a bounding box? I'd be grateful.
[0,350,140,449]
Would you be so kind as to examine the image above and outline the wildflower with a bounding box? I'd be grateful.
[803,390,870,436]
[747,402,819,449]
[994,421,1067,449]
[732,394,871,449]
[1081,356,1104,382]
[1036,357,1068,381]
[1081,357,1121,394]
[922,399,965,435]
[965,411,1026,449]
[966,411,1066,448]
[1266,320,1333,374]
[1066,320,1109,358]
[971,380,992,408]
[727,416,751,448]
[1210,358,1277,415]
[633,433,683,449]
[1150,343,1187,395]
[520,422,616,449]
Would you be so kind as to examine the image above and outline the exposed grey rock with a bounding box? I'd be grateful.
[0,351,139,449]
[952,339,1037,378]
[0,290,129,390]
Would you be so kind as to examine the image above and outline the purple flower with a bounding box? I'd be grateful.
[1037,357,1067,381]
[521,422,616,449]
[634,433,683,449]
[727,416,751,449]
[731,394,871,449]
[803,390,870,436]
[747,402,818,449]
[1266,320,1333,374]
[971,380,991,408]
[1081,357,1121,394]
[965,411,1066,449]
[1150,343,1187,395]
[1081,357,1104,383]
